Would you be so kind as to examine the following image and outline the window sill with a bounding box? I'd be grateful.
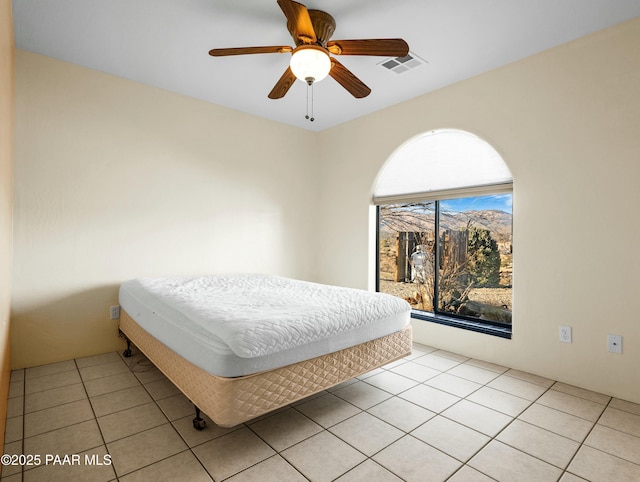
[411,310,512,339]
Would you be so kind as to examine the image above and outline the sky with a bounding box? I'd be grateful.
[441,194,512,214]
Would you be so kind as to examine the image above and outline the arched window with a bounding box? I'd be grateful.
[373,129,513,337]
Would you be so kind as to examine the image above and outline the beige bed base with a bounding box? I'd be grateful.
[119,309,413,427]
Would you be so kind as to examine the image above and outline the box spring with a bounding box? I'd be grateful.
[120,309,412,427]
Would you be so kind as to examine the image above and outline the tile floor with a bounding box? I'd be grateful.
[3,343,640,481]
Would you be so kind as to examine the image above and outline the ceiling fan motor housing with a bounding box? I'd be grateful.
[288,9,336,46]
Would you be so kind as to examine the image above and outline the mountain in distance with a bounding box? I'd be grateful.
[381,208,512,242]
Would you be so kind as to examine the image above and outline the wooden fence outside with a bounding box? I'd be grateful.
[395,230,469,283]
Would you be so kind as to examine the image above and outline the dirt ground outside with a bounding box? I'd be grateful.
[380,279,512,312]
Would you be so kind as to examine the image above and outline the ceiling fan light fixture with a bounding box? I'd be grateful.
[290,45,331,84]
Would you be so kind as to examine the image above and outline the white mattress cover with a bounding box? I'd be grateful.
[119,274,411,377]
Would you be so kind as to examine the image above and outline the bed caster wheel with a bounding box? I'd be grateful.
[193,417,206,431]
[123,349,132,358]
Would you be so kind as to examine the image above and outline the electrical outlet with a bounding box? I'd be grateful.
[559,325,572,343]
[110,305,121,320]
[608,334,622,354]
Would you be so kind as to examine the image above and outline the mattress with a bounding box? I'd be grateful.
[119,274,411,377]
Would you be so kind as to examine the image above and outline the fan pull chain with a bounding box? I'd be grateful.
[305,83,315,122]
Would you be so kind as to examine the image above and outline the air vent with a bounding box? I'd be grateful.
[379,52,426,74]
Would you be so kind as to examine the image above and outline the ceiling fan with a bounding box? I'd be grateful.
[208,0,410,100]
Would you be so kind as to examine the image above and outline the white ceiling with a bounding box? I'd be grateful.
[12,0,640,132]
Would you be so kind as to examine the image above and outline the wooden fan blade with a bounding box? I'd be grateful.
[277,0,316,44]
[329,58,371,98]
[327,39,409,57]
[268,67,297,99]
[209,46,292,56]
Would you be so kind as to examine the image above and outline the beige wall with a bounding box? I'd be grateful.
[316,17,640,403]
[12,51,319,368]
[0,0,14,456]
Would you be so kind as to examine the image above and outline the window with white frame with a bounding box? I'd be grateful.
[373,130,513,337]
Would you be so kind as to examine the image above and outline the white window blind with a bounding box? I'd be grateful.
[373,130,513,204]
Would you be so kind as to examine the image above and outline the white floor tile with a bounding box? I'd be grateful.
[6,349,638,482]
